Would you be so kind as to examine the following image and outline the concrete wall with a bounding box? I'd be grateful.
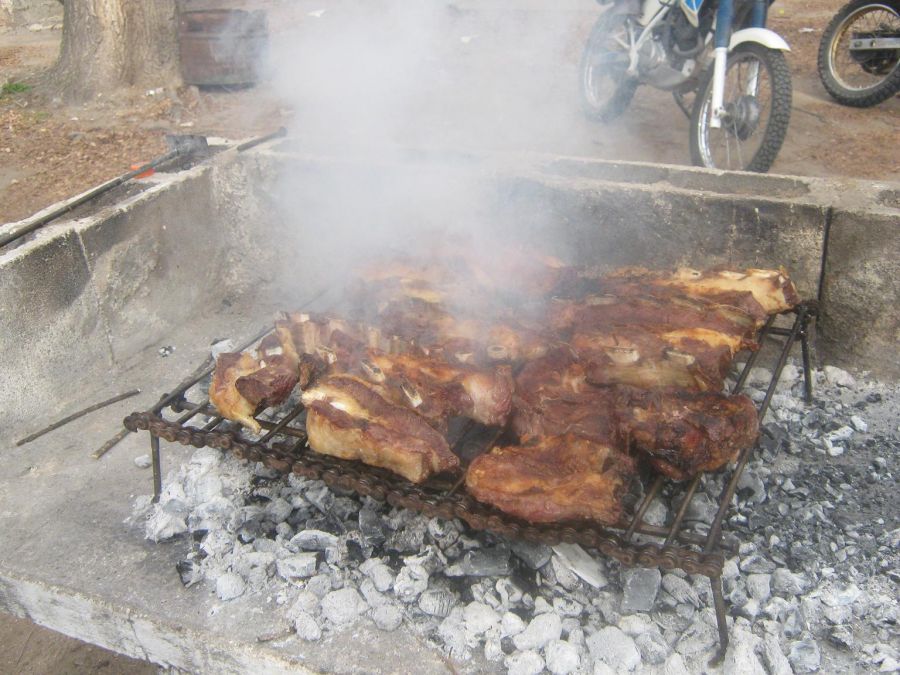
[1,148,898,430]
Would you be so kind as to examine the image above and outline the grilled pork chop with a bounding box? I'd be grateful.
[301,375,459,483]
[465,434,637,524]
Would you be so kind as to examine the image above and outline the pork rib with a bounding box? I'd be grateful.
[301,375,459,483]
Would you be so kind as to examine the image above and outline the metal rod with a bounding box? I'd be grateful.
[663,474,701,547]
[16,389,141,446]
[261,404,305,443]
[202,416,224,431]
[756,307,806,423]
[236,127,287,152]
[800,314,814,404]
[624,475,664,541]
[732,314,776,395]
[709,575,729,666]
[92,428,131,459]
[151,434,162,503]
[175,399,210,425]
[0,151,181,249]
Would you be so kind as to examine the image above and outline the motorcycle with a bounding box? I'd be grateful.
[579,0,792,173]
[817,0,900,107]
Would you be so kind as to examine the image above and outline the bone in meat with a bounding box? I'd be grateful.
[301,375,459,483]
[618,390,759,480]
[465,434,637,524]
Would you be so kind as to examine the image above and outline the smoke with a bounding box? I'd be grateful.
[258,1,587,301]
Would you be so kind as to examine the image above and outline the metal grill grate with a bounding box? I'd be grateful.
[124,300,817,661]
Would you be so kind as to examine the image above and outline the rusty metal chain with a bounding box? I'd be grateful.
[124,411,725,577]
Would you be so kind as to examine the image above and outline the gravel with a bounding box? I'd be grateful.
[133,363,900,673]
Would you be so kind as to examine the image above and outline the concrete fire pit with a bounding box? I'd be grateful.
[0,142,898,673]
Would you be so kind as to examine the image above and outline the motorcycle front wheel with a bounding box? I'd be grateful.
[579,11,639,122]
[689,43,792,173]
[817,0,900,107]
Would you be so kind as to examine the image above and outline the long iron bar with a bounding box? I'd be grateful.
[705,306,808,553]
[732,314,777,394]
[623,475,665,541]
[151,434,162,503]
[663,474,702,547]
[261,405,306,443]
[17,389,141,446]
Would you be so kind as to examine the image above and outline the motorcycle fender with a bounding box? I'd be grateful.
[729,27,791,52]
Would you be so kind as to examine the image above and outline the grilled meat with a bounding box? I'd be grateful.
[465,434,637,524]
[366,352,514,427]
[548,293,760,351]
[301,375,459,483]
[618,390,759,480]
[573,327,733,392]
[210,324,301,433]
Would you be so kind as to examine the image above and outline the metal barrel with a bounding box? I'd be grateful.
[178,9,268,87]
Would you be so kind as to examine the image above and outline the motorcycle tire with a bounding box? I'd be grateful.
[689,43,792,173]
[817,0,900,107]
[579,11,639,122]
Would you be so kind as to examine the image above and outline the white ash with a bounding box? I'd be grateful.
[130,363,900,673]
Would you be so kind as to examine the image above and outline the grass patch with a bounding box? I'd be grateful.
[1,82,31,97]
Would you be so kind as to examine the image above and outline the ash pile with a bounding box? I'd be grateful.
[132,361,900,674]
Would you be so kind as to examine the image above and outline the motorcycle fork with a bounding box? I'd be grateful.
[710,0,735,128]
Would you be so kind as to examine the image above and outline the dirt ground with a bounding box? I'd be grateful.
[1,0,898,226]
[0,0,897,672]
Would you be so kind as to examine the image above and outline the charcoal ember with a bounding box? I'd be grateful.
[829,626,855,650]
[294,612,321,641]
[495,578,523,608]
[427,518,461,550]
[276,553,318,580]
[740,553,777,574]
[634,630,669,665]
[394,563,429,602]
[358,507,387,547]
[344,531,371,562]
[289,590,320,616]
[513,612,562,651]
[437,609,469,660]
[552,597,583,618]
[321,588,365,625]
[761,634,793,675]
[445,546,511,577]
[304,484,335,515]
[418,589,456,618]
[549,555,581,591]
[586,626,641,672]
[215,572,246,601]
[372,603,403,631]
[674,619,718,657]
[331,496,360,522]
[483,636,503,662]
[510,540,552,570]
[621,568,661,613]
[544,639,581,675]
[462,601,501,636]
[360,559,395,592]
[661,574,699,608]
[290,529,339,552]
[500,611,526,638]
[504,650,544,675]
[551,544,607,589]
[176,559,201,587]
[772,568,809,595]
[724,630,766,675]
[265,497,292,523]
[305,573,332,598]
[746,573,772,602]
[532,596,553,615]
[386,517,428,554]
[406,545,448,575]
[788,636,821,673]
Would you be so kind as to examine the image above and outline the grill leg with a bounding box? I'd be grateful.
[709,575,729,665]
[151,434,162,503]
[801,320,814,404]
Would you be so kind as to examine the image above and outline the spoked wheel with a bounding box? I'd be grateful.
[690,43,792,173]
[817,0,900,107]
[579,11,639,122]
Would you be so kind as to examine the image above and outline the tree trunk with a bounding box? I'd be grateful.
[52,0,181,100]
